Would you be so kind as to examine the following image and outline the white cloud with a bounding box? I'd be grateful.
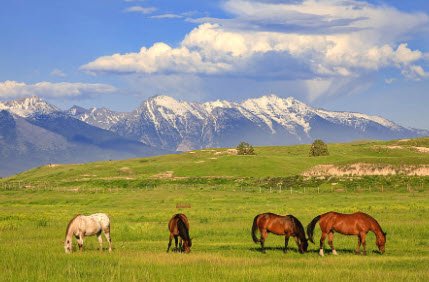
[81,41,231,75]
[123,5,156,14]
[385,78,396,84]
[84,0,429,85]
[0,81,117,99]
[150,14,183,19]
[50,69,66,77]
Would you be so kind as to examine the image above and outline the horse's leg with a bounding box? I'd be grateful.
[167,234,173,253]
[174,235,179,252]
[319,232,327,256]
[179,238,184,252]
[328,232,337,255]
[97,232,103,251]
[284,236,290,253]
[103,230,112,252]
[77,233,84,252]
[260,229,268,253]
[355,235,362,255]
[361,232,367,255]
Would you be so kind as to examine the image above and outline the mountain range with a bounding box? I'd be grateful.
[1,95,427,176]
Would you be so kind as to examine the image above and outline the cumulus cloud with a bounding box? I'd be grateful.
[83,0,429,83]
[0,81,117,99]
[123,6,156,14]
[50,69,67,77]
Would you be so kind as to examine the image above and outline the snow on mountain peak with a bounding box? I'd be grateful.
[0,96,59,117]
[203,99,235,112]
[145,95,206,119]
[240,95,313,134]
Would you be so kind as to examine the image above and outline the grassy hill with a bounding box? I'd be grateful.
[4,138,429,181]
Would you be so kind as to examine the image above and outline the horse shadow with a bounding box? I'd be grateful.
[306,248,355,254]
[248,246,302,253]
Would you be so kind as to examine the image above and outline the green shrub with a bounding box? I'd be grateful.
[236,142,255,155]
[309,139,329,156]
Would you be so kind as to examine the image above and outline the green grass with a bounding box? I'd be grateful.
[1,138,428,281]
[3,138,429,185]
[0,188,428,281]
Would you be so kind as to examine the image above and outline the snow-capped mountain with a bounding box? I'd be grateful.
[0,96,169,176]
[0,96,59,117]
[1,94,427,155]
[109,94,426,151]
[67,106,129,130]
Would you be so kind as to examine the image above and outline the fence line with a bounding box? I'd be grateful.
[0,180,426,194]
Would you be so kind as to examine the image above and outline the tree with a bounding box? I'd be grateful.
[236,141,255,155]
[309,139,329,157]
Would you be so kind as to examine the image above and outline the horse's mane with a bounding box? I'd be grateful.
[287,214,306,241]
[65,214,81,237]
[368,214,386,238]
[177,217,192,247]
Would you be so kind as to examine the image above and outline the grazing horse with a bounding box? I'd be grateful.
[252,213,308,254]
[307,211,386,256]
[167,213,192,253]
[64,213,112,253]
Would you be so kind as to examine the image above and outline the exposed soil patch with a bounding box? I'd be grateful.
[375,145,429,154]
[214,149,238,156]
[152,171,174,179]
[118,167,133,175]
[302,163,429,176]
[414,147,429,153]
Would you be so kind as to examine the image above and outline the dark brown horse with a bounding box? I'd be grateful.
[167,213,192,253]
[252,213,308,254]
[307,211,386,256]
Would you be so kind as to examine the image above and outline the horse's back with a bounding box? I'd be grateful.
[169,213,189,233]
[320,211,377,234]
[87,213,110,229]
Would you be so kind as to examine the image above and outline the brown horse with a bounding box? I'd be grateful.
[167,213,192,253]
[252,213,308,254]
[307,211,386,256]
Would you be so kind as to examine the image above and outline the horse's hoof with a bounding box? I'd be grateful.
[354,251,360,255]
[319,249,325,256]
[332,250,338,255]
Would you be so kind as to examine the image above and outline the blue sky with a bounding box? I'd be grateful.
[0,0,428,129]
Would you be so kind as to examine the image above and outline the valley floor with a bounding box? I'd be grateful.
[0,187,428,281]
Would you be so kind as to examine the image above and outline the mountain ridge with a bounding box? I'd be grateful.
[1,95,427,153]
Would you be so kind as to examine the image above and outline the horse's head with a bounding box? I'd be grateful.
[376,231,386,254]
[183,238,192,253]
[64,239,72,253]
[299,238,309,254]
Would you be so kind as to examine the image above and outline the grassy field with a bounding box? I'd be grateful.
[1,138,428,281]
[0,187,428,281]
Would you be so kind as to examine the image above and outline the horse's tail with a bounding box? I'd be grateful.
[177,218,192,247]
[306,215,321,244]
[252,215,260,243]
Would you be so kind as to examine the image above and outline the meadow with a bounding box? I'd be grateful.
[0,188,428,281]
[1,138,429,281]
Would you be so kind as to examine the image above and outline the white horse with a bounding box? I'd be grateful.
[64,213,112,253]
